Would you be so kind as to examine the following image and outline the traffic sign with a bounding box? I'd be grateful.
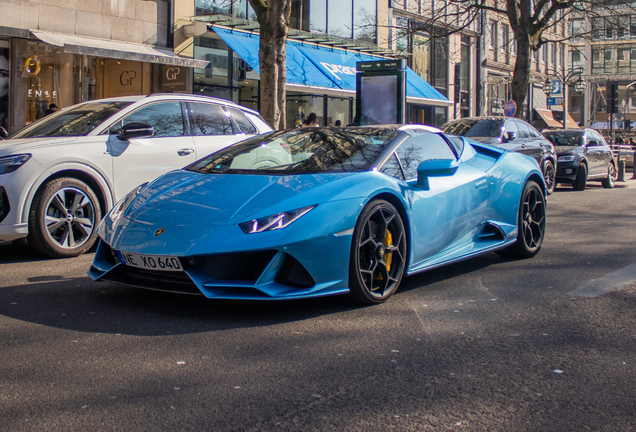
[550,80,562,95]
[504,100,517,117]
[547,97,563,106]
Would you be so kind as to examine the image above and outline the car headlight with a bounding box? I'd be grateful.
[108,182,149,223]
[239,205,316,234]
[0,154,32,174]
[558,155,576,162]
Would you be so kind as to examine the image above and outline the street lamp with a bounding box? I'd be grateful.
[542,66,584,129]
[543,79,553,97]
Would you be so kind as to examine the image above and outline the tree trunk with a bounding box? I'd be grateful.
[254,1,290,129]
[511,34,531,119]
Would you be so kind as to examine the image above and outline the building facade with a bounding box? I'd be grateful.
[0,0,206,134]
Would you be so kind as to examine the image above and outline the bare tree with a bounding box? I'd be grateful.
[247,0,292,129]
[394,0,636,118]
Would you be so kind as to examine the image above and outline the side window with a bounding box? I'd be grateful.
[528,125,542,137]
[515,121,530,138]
[378,153,404,180]
[227,108,257,134]
[188,103,234,136]
[395,133,456,179]
[505,120,519,135]
[112,101,185,137]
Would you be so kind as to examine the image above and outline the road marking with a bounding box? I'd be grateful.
[568,264,636,297]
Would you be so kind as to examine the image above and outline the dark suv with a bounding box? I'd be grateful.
[542,128,616,190]
[442,117,557,194]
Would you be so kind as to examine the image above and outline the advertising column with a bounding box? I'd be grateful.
[356,59,406,125]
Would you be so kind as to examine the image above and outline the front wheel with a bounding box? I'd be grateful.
[349,200,407,304]
[573,164,587,191]
[543,160,556,195]
[27,178,101,258]
[601,163,617,189]
[497,180,546,259]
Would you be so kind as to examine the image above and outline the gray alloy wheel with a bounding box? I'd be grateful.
[543,160,556,195]
[497,180,546,259]
[28,178,101,258]
[601,163,617,189]
[349,199,407,304]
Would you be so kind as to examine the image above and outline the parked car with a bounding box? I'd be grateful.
[542,128,617,190]
[0,93,272,258]
[441,116,557,194]
[89,126,546,304]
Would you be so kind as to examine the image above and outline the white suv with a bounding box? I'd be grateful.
[0,93,272,258]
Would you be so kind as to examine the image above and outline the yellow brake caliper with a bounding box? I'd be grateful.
[376,230,393,280]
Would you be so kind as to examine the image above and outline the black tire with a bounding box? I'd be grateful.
[601,163,617,189]
[27,177,101,258]
[496,180,546,259]
[543,160,556,195]
[349,200,407,304]
[573,163,587,191]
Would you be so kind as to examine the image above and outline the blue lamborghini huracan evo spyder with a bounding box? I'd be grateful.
[89,126,546,304]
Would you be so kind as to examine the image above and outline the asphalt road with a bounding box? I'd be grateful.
[1,181,636,431]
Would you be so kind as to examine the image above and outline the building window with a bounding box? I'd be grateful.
[489,21,497,51]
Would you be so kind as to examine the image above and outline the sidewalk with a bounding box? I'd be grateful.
[615,166,636,188]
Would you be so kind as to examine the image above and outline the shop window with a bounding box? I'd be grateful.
[0,47,8,131]
[113,101,185,137]
[188,102,234,135]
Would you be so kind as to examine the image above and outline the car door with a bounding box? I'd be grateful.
[393,133,489,267]
[107,100,196,199]
[587,130,613,177]
[513,120,543,164]
[187,102,246,158]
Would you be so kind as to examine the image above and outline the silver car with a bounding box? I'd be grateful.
[0,93,272,258]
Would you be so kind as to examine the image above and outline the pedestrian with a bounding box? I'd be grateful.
[615,133,625,144]
[334,119,342,127]
[629,137,635,147]
[44,103,58,116]
[302,112,319,128]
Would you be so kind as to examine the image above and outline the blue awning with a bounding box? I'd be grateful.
[211,26,451,105]
[212,26,341,90]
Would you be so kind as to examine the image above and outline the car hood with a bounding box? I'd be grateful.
[123,169,371,228]
[0,137,79,154]
[464,136,501,145]
[554,146,582,155]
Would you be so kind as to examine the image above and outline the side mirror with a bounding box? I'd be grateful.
[117,122,154,140]
[416,159,459,190]
[503,131,516,142]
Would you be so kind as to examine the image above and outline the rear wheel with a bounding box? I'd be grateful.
[543,160,556,195]
[573,164,587,191]
[28,178,101,258]
[349,200,407,304]
[601,163,617,189]
[497,180,545,259]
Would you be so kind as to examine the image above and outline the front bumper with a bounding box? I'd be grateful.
[89,233,352,300]
[556,162,579,183]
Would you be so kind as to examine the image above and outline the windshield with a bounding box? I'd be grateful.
[11,102,132,138]
[543,131,584,146]
[186,127,400,175]
[442,119,503,138]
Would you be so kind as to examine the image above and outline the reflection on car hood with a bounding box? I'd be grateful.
[124,169,364,227]
[0,137,79,154]
[554,146,581,155]
[465,136,501,145]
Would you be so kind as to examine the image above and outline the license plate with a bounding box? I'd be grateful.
[117,251,184,272]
